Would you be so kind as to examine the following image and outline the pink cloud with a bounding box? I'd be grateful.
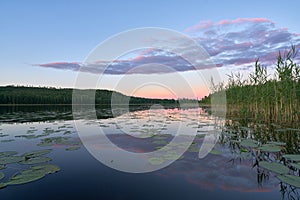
[184,20,213,32]
[185,18,273,33]
[217,18,272,26]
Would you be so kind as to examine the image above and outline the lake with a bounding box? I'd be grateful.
[0,105,299,200]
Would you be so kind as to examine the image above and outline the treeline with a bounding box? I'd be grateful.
[200,46,300,125]
[0,86,178,106]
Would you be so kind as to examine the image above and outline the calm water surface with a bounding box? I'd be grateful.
[0,106,298,200]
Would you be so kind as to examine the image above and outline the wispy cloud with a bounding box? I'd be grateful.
[34,18,300,74]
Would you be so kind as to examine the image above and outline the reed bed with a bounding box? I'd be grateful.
[201,46,300,126]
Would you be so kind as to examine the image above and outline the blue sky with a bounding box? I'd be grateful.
[1,0,300,98]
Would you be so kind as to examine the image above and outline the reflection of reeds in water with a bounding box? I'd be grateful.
[201,46,300,126]
[221,119,300,197]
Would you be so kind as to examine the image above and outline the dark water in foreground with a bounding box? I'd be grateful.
[0,106,298,200]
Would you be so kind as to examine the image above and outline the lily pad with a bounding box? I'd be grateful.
[0,165,5,170]
[277,175,300,188]
[148,157,164,165]
[1,139,15,143]
[65,146,80,151]
[0,151,18,158]
[19,156,52,165]
[0,182,7,189]
[6,170,45,185]
[152,140,167,145]
[30,164,60,174]
[163,152,183,160]
[240,148,248,153]
[38,136,72,146]
[240,139,258,148]
[152,135,169,140]
[210,149,222,155]
[188,146,199,153]
[290,163,300,169]
[0,172,4,180]
[224,133,237,137]
[22,149,52,158]
[15,134,36,139]
[260,161,289,174]
[0,134,9,137]
[258,144,282,153]
[283,154,300,162]
[0,156,24,165]
[267,141,286,146]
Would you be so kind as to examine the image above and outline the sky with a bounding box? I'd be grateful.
[1,0,300,99]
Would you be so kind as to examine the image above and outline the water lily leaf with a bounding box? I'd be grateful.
[65,146,80,151]
[37,136,71,146]
[267,141,286,146]
[240,139,258,148]
[283,154,300,162]
[19,156,52,165]
[15,134,36,139]
[0,165,5,170]
[1,139,15,143]
[152,135,169,140]
[162,151,184,160]
[22,149,52,158]
[63,131,72,135]
[277,175,300,188]
[0,134,9,137]
[210,149,222,155]
[188,146,199,153]
[6,170,45,185]
[30,164,60,174]
[290,163,300,169]
[148,157,164,165]
[258,144,282,153]
[152,140,167,145]
[260,161,289,174]
[0,151,18,158]
[0,172,4,180]
[240,148,248,153]
[0,156,24,165]
[0,182,7,189]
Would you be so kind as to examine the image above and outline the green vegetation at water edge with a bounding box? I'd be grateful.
[200,46,300,125]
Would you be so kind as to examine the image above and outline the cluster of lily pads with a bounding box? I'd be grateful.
[0,121,84,191]
[259,156,300,188]
[10,124,81,151]
[0,149,60,189]
[221,123,300,189]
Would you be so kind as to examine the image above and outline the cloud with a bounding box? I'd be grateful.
[34,18,300,74]
[35,62,81,71]
[188,18,300,69]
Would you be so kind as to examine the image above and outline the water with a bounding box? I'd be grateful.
[0,106,298,200]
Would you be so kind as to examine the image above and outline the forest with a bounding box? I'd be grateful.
[0,86,178,106]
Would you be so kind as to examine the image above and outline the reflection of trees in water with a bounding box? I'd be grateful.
[0,104,182,123]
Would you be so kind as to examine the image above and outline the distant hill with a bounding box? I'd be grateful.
[0,86,178,106]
